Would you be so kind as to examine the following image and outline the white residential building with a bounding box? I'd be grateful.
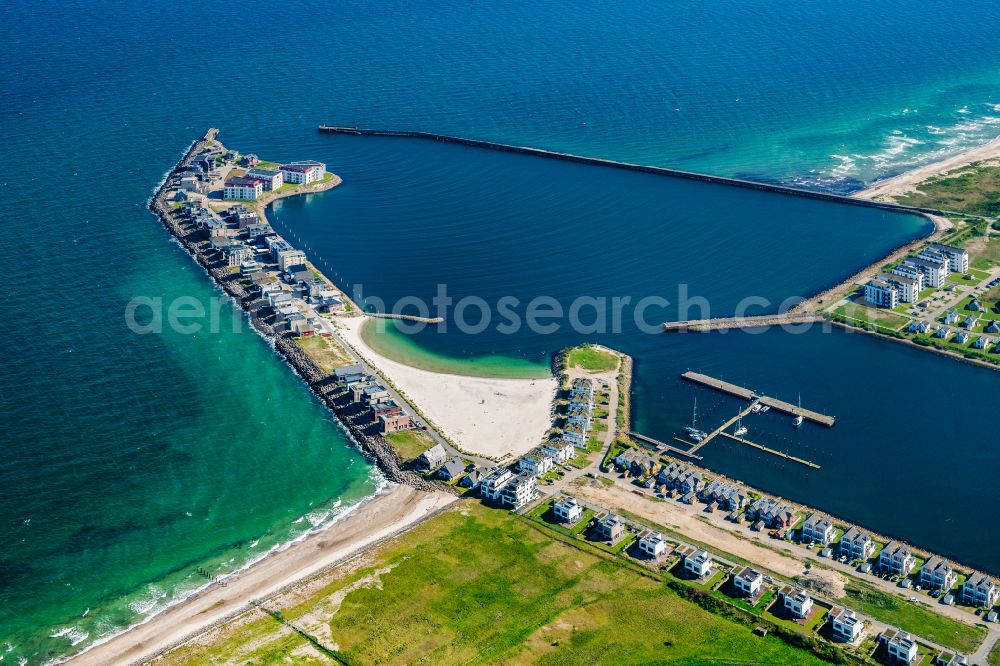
[963,572,999,608]
[279,160,326,184]
[541,441,575,463]
[880,629,918,663]
[801,512,835,545]
[223,176,262,200]
[479,467,513,502]
[552,495,582,524]
[839,526,875,561]
[928,243,970,273]
[920,557,958,591]
[903,255,948,288]
[245,168,284,191]
[879,272,921,303]
[684,549,713,578]
[278,248,307,272]
[733,566,763,597]
[880,541,915,575]
[864,278,898,309]
[499,473,536,509]
[829,607,864,643]
[518,453,553,477]
[637,530,668,559]
[781,586,813,618]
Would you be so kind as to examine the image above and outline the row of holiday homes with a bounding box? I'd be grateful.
[610,454,1000,609]
[546,496,971,663]
[332,364,414,435]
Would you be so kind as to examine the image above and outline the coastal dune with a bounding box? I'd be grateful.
[337,317,557,460]
[66,486,455,665]
[854,135,1000,201]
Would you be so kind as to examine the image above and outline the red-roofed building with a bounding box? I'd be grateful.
[223,177,263,200]
[279,161,326,184]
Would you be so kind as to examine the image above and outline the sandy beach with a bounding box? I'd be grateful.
[337,317,557,460]
[66,485,455,666]
[854,135,1000,201]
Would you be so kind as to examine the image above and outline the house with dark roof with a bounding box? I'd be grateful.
[436,457,466,481]
[839,526,875,561]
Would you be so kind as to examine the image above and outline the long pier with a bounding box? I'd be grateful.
[681,371,835,427]
[663,312,822,333]
[720,433,821,469]
[317,126,941,216]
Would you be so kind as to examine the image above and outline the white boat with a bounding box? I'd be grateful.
[684,398,708,439]
[750,403,762,413]
[734,411,747,437]
[792,393,804,427]
[760,405,770,413]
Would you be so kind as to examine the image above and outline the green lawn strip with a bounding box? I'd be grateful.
[313,505,840,664]
[839,582,986,653]
[566,345,619,372]
[988,639,1000,666]
[384,429,436,461]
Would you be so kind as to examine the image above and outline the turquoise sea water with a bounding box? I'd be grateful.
[3,0,1000,662]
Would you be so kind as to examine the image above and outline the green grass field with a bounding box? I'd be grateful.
[831,302,909,330]
[566,345,619,372]
[893,164,1000,217]
[989,639,1000,666]
[839,583,985,653]
[160,505,835,665]
[293,335,355,374]
[384,429,436,461]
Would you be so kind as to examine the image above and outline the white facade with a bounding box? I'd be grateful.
[963,573,999,608]
[880,272,921,303]
[733,567,762,597]
[280,161,326,184]
[829,607,863,642]
[500,473,536,509]
[637,532,667,559]
[801,512,835,545]
[920,557,957,591]
[928,243,970,273]
[782,587,813,618]
[542,441,575,463]
[903,256,948,288]
[684,549,713,578]
[552,496,582,523]
[864,279,898,309]
[245,168,284,191]
[882,630,918,663]
[479,468,513,502]
[278,248,307,272]
[518,454,553,477]
[839,527,875,560]
[223,177,262,200]
[880,541,915,575]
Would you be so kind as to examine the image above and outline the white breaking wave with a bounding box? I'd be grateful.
[48,627,89,647]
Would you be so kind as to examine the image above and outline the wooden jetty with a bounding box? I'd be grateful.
[629,431,703,460]
[681,371,835,427]
[720,432,821,469]
[663,312,821,333]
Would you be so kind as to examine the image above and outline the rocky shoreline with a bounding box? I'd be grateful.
[149,130,441,492]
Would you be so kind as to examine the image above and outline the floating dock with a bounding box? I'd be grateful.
[720,432,821,469]
[681,372,835,427]
[629,431,703,460]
